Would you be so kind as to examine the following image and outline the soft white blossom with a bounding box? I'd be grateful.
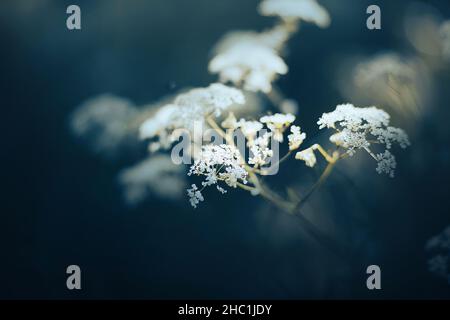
[427,226,450,251]
[187,184,204,208]
[248,132,274,167]
[237,119,264,141]
[187,144,248,207]
[355,54,416,85]
[139,83,245,151]
[118,155,187,206]
[295,147,317,167]
[287,125,306,151]
[258,0,331,28]
[260,113,295,142]
[209,30,289,93]
[70,94,138,157]
[342,53,431,120]
[426,226,450,284]
[440,20,450,61]
[318,103,410,177]
[375,150,397,178]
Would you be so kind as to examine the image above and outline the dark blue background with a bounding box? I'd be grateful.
[1,0,450,299]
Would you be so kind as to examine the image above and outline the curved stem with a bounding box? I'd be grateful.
[294,160,337,211]
[206,116,227,141]
[313,144,336,163]
[258,182,355,264]
[236,182,257,192]
[260,151,292,175]
[206,116,352,261]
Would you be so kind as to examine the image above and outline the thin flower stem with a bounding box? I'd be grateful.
[206,116,227,141]
[260,151,292,175]
[256,180,355,264]
[313,144,336,163]
[236,182,256,192]
[206,115,351,261]
[293,160,337,211]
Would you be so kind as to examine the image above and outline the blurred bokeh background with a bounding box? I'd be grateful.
[1,0,450,299]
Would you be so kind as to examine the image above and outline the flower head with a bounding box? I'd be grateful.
[139,84,245,151]
[209,29,289,93]
[426,226,450,283]
[258,0,331,28]
[295,147,317,167]
[287,125,306,150]
[187,184,204,208]
[118,155,187,206]
[237,119,264,141]
[70,94,138,157]
[440,20,450,61]
[187,144,248,207]
[248,132,274,167]
[318,103,410,177]
[260,113,295,142]
[375,150,397,178]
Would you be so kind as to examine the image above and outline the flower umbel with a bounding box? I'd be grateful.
[187,144,248,207]
[139,83,245,151]
[258,0,331,28]
[260,113,296,142]
[318,103,410,177]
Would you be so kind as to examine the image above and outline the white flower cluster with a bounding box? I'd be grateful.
[260,113,296,142]
[258,0,331,28]
[118,155,187,206]
[139,83,245,151]
[441,20,450,61]
[248,132,273,167]
[185,111,307,206]
[318,104,410,177]
[187,144,248,208]
[426,226,450,284]
[287,125,306,150]
[354,53,417,88]
[209,0,329,94]
[245,114,305,168]
[209,30,288,93]
[70,94,138,157]
[342,53,430,121]
[238,119,264,141]
[295,146,317,168]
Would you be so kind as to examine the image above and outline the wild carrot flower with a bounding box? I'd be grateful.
[70,94,138,157]
[118,155,187,205]
[426,226,450,284]
[139,83,245,151]
[187,184,204,208]
[209,31,288,93]
[318,103,410,177]
[343,53,430,120]
[287,125,306,151]
[260,113,296,142]
[248,132,274,168]
[441,20,450,60]
[258,0,331,28]
[295,147,317,167]
[187,144,248,207]
[237,119,264,142]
